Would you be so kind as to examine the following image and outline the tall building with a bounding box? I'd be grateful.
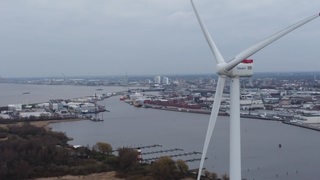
[162,76,169,85]
[154,76,161,84]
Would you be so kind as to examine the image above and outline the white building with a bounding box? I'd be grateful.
[162,76,169,85]
[0,113,10,119]
[154,76,161,84]
[19,111,51,118]
[8,104,22,111]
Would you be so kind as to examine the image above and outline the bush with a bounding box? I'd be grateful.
[151,156,177,180]
[117,147,139,172]
[176,159,189,176]
[94,142,112,155]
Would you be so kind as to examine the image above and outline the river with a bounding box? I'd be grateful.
[1,83,320,179]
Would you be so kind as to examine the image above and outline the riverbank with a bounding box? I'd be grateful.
[282,121,320,132]
[0,121,199,180]
[135,103,320,132]
[0,119,84,130]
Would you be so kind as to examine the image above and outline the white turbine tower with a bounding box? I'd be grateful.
[190,1,319,180]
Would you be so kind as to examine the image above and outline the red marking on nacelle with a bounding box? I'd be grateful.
[241,59,253,63]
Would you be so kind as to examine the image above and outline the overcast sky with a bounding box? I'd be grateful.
[0,0,319,77]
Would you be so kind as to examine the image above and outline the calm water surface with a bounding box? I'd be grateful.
[2,83,320,179]
[0,83,126,106]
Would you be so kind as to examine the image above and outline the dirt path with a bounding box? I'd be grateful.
[34,171,124,180]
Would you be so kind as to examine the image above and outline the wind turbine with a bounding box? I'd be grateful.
[190,0,319,180]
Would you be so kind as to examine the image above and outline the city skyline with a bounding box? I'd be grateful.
[0,0,319,78]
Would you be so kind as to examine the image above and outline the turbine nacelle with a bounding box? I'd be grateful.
[217,59,254,77]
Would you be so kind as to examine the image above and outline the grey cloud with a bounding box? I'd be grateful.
[0,0,319,77]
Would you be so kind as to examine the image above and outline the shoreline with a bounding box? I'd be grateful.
[139,104,320,132]
[31,119,84,128]
[0,119,85,130]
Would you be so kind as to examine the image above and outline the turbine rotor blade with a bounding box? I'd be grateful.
[225,13,320,71]
[197,76,226,180]
[191,0,225,64]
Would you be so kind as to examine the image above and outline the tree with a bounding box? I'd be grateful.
[176,159,189,175]
[204,170,218,180]
[95,142,112,155]
[151,156,177,180]
[117,147,138,172]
